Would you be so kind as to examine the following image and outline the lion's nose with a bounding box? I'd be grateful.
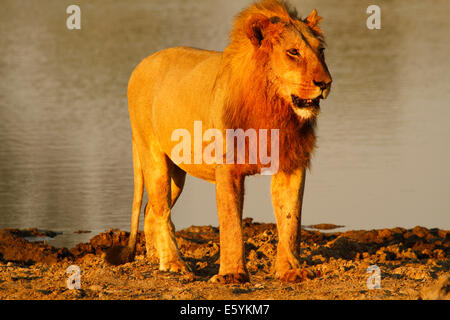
[313,79,332,99]
[313,80,330,90]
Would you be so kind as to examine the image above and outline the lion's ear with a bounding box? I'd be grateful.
[305,9,322,32]
[245,14,270,47]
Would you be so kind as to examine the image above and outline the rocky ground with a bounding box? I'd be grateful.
[0,219,449,300]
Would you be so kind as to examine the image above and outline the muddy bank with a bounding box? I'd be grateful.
[0,219,449,300]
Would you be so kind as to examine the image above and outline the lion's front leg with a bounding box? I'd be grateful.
[271,168,316,282]
[210,165,249,284]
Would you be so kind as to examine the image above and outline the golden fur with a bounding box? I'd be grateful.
[106,0,332,283]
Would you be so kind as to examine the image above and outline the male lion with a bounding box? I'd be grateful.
[107,0,332,283]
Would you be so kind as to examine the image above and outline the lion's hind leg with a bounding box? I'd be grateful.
[142,146,190,274]
[169,162,186,209]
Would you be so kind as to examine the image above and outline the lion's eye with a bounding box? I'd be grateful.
[287,49,300,57]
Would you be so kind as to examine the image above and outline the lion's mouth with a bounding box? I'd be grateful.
[291,95,320,109]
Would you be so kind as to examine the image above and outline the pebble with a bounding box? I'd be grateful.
[89,284,104,291]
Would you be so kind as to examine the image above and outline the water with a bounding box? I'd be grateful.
[1,0,449,248]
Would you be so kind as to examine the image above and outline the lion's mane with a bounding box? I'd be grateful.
[215,0,321,173]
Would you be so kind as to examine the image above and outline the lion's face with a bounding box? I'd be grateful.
[246,10,332,120]
[270,21,332,119]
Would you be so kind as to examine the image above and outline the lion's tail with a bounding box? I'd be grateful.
[105,140,144,265]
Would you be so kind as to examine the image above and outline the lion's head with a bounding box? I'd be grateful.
[251,10,332,119]
[220,0,332,121]
[218,0,332,172]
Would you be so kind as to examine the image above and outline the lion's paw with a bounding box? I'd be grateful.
[209,273,250,284]
[278,268,321,283]
[160,259,192,274]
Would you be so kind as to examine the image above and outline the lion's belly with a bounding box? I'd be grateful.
[152,116,219,183]
[173,162,216,183]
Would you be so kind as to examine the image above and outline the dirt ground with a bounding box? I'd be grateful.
[0,219,449,300]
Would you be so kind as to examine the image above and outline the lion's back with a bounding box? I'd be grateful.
[128,46,222,129]
[128,46,220,105]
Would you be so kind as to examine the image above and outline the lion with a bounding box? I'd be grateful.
[106,0,332,283]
